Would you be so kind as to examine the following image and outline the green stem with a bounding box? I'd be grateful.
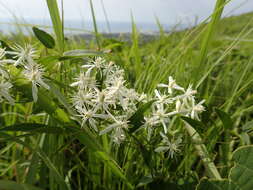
[185,123,221,180]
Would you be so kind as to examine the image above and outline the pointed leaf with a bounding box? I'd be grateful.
[197,179,238,190]
[32,27,55,49]
[181,116,205,133]
[0,123,65,134]
[63,49,103,57]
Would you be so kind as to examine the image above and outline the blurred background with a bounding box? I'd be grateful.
[0,0,252,34]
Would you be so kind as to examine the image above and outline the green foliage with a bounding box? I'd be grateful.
[32,27,56,49]
[63,49,103,57]
[0,180,43,190]
[0,123,64,134]
[1,0,253,189]
[46,0,64,53]
[198,146,253,190]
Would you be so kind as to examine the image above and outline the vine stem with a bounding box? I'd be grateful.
[185,123,222,180]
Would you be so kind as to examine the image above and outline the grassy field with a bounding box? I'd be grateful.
[1,0,253,189]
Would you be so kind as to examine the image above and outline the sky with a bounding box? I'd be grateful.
[0,0,252,27]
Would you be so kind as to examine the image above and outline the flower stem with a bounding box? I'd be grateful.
[185,123,221,180]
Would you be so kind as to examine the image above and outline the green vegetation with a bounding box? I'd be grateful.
[1,0,253,189]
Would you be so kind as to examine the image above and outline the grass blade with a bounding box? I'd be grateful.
[46,0,64,53]
[195,0,226,80]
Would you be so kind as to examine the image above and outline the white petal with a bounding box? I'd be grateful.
[155,146,169,153]
[89,119,98,131]
[39,80,50,90]
[70,81,80,87]
[99,125,115,135]
[157,84,168,88]
[2,91,15,105]
[162,121,168,134]
[32,83,38,102]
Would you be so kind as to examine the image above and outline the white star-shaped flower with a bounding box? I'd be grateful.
[0,80,15,105]
[158,76,185,94]
[23,61,50,102]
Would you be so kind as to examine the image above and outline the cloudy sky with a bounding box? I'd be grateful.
[0,0,252,25]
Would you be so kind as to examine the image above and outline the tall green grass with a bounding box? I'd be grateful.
[1,0,253,189]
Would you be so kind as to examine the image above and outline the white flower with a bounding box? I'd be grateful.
[105,74,140,112]
[189,99,205,120]
[106,76,126,102]
[155,132,182,159]
[70,72,97,90]
[175,99,182,112]
[0,49,12,78]
[0,80,15,105]
[138,93,148,102]
[92,88,116,111]
[176,84,197,103]
[7,44,37,66]
[105,66,125,83]
[72,90,94,109]
[82,57,106,73]
[0,65,9,79]
[154,89,173,105]
[76,106,108,131]
[158,76,184,94]
[144,116,160,127]
[23,61,50,102]
[0,48,5,59]
[0,48,12,63]
[99,116,129,144]
[152,104,171,134]
[112,127,127,144]
[144,116,160,140]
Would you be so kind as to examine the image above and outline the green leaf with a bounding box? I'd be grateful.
[0,180,43,190]
[0,123,65,134]
[230,146,253,189]
[198,146,253,190]
[197,179,238,190]
[215,108,233,129]
[129,100,155,133]
[46,0,64,53]
[63,49,103,57]
[32,27,55,49]
[181,116,205,133]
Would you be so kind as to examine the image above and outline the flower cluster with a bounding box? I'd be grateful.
[0,45,49,102]
[71,57,143,144]
[71,57,205,157]
[144,77,205,157]
[144,77,205,137]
